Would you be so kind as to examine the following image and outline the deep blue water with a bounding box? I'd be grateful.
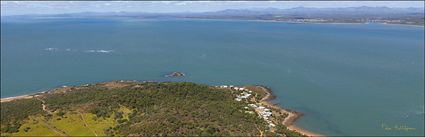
[1,18,424,136]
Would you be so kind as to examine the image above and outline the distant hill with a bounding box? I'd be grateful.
[3,6,423,18]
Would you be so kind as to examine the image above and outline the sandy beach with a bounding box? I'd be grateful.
[1,94,35,103]
[0,81,136,103]
[1,87,68,103]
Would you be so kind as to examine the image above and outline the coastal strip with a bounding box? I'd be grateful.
[0,80,142,103]
[181,18,425,28]
[1,94,36,103]
[1,81,322,136]
[1,86,73,103]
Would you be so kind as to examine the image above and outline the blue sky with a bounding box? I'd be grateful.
[1,1,424,16]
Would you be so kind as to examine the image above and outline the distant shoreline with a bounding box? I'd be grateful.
[181,17,425,28]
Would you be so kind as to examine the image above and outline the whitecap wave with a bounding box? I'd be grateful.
[44,48,58,51]
[44,48,113,53]
[96,50,113,53]
[84,49,114,53]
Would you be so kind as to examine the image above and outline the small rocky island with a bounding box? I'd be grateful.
[0,81,316,136]
[165,71,185,78]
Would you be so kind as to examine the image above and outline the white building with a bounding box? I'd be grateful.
[220,85,228,88]
[258,106,266,110]
[248,104,257,108]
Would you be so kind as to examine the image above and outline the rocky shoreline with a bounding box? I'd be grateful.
[251,85,322,137]
[238,85,324,136]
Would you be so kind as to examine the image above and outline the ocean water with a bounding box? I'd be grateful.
[1,18,424,136]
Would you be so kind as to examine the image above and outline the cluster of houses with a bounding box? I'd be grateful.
[235,92,252,101]
[218,85,276,128]
[217,85,245,90]
[217,85,253,101]
[248,104,276,127]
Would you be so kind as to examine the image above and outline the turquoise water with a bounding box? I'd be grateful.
[1,18,424,136]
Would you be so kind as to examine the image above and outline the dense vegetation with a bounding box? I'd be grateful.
[1,82,305,136]
[1,99,43,133]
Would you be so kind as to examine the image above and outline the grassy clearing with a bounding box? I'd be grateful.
[83,112,116,136]
[2,111,116,136]
[51,112,94,136]
[50,111,115,136]
[8,116,61,136]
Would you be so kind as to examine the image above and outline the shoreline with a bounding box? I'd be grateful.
[1,86,73,103]
[1,94,37,103]
[249,85,323,137]
[0,80,142,102]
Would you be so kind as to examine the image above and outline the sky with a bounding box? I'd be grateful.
[1,1,424,16]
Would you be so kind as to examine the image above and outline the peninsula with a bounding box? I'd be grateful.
[0,81,320,136]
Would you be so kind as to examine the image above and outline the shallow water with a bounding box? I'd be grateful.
[1,18,424,136]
